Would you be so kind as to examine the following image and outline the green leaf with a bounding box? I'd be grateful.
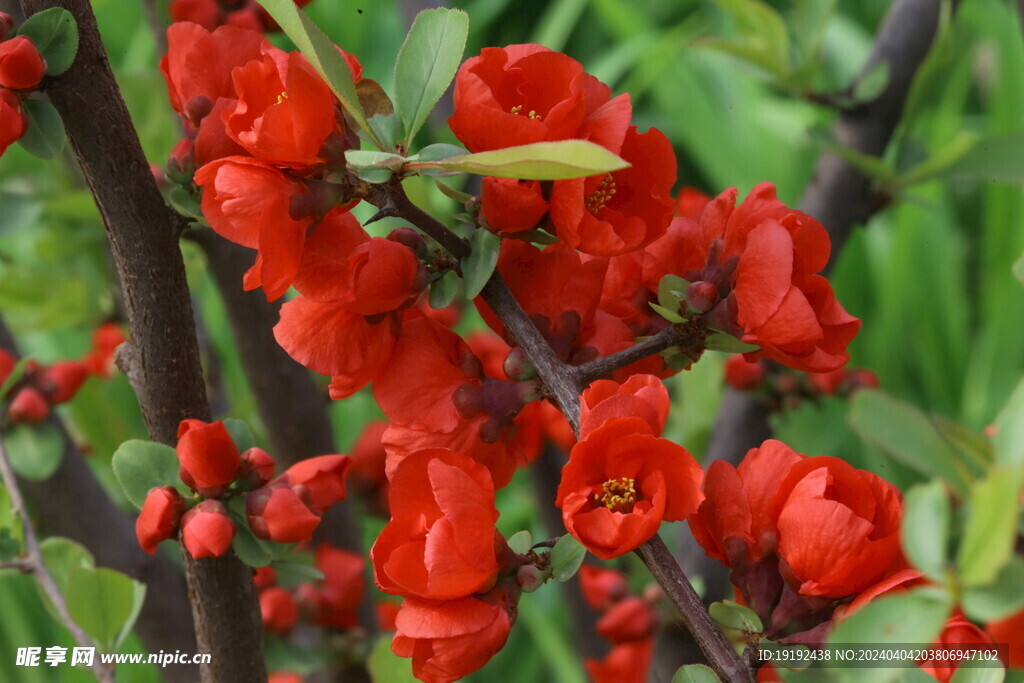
[39,537,94,596]
[356,79,399,152]
[230,517,272,568]
[993,376,1024,466]
[852,61,890,103]
[462,229,501,299]
[368,634,418,683]
[901,481,951,581]
[433,179,474,204]
[957,467,1021,587]
[429,270,460,309]
[507,530,532,556]
[950,662,1006,683]
[709,600,763,633]
[0,485,24,558]
[657,274,690,311]
[827,588,952,683]
[704,333,759,353]
[17,99,66,160]
[393,9,469,146]
[65,567,145,652]
[931,415,993,474]
[550,535,586,582]
[707,0,790,75]
[16,8,78,76]
[272,561,324,588]
[345,150,407,183]
[0,357,31,398]
[1013,251,1024,286]
[111,440,183,509]
[920,130,1024,184]
[168,185,203,221]
[848,390,972,496]
[649,302,685,324]
[406,140,630,180]
[672,664,721,683]
[5,423,64,481]
[257,0,378,148]
[222,418,256,453]
[896,131,979,188]
[962,557,1024,622]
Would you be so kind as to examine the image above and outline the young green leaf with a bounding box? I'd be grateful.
[5,423,64,481]
[657,274,690,311]
[406,140,630,180]
[18,99,66,160]
[230,516,273,568]
[65,567,145,652]
[671,664,721,683]
[992,375,1024,467]
[222,418,257,453]
[649,302,685,324]
[550,535,586,582]
[901,481,950,581]
[704,333,759,353]
[111,440,184,509]
[345,150,407,183]
[462,229,501,299]
[507,530,532,556]
[429,270,460,309]
[852,61,890,103]
[709,600,763,633]
[702,0,790,76]
[257,0,379,149]
[16,7,78,76]
[394,9,469,146]
[961,557,1024,623]
[957,467,1021,587]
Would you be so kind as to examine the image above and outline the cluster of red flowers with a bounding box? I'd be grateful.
[169,0,313,33]
[724,354,880,404]
[135,419,350,558]
[0,323,124,425]
[0,13,45,156]
[579,565,661,683]
[255,545,364,635]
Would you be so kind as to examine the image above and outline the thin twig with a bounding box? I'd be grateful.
[0,434,115,683]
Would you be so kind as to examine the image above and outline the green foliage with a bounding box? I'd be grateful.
[407,140,630,179]
[429,270,461,309]
[16,7,79,76]
[394,9,469,148]
[222,418,257,453]
[368,634,419,683]
[111,440,184,509]
[65,567,145,652]
[549,535,586,582]
[901,481,951,582]
[463,229,501,299]
[506,530,532,555]
[957,468,1021,587]
[18,100,66,160]
[4,424,64,481]
[673,664,721,683]
[709,600,762,634]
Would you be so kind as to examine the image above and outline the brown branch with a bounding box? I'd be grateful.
[18,1,265,680]
[0,433,115,683]
[574,324,689,386]
[0,318,199,682]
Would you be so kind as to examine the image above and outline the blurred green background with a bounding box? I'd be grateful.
[0,0,1021,681]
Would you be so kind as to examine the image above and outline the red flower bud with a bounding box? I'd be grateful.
[271,454,350,515]
[181,500,235,559]
[238,447,276,489]
[579,565,631,611]
[595,596,658,644]
[684,280,719,314]
[259,586,299,635]
[176,419,242,497]
[0,36,45,92]
[724,354,766,391]
[8,387,49,424]
[253,565,277,590]
[516,564,547,593]
[808,368,846,396]
[135,486,185,555]
[0,87,28,156]
[40,361,89,404]
[246,485,321,543]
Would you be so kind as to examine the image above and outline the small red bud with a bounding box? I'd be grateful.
[8,387,49,424]
[238,447,276,489]
[0,36,45,92]
[516,564,548,593]
[40,361,89,404]
[684,281,719,315]
[387,227,426,254]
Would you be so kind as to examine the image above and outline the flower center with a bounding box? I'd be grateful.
[596,477,637,513]
[586,174,617,214]
[510,104,541,120]
[276,91,289,104]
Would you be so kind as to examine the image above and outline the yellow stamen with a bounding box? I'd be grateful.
[276,91,289,104]
[586,174,617,214]
[510,105,541,120]
[596,477,637,513]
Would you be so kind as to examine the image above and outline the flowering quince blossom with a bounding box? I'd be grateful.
[557,417,704,559]
[579,374,670,440]
[135,486,186,554]
[579,565,632,611]
[0,36,46,91]
[585,639,654,683]
[300,544,366,629]
[391,582,520,683]
[181,499,236,559]
[372,449,502,601]
[0,87,27,155]
[176,418,242,497]
[169,0,315,33]
[247,454,352,542]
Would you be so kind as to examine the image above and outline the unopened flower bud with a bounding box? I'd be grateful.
[684,281,719,315]
[516,564,549,593]
[181,500,235,559]
[0,36,45,92]
[238,447,276,489]
[8,387,49,424]
[503,347,537,381]
[40,361,89,404]
[387,227,426,254]
[136,486,185,554]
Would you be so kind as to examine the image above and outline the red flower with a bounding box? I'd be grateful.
[0,36,45,92]
[274,294,400,399]
[8,387,49,424]
[986,608,1024,669]
[549,126,677,256]
[349,420,389,511]
[0,348,15,384]
[596,596,658,644]
[770,456,902,597]
[168,0,221,30]
[308,544,365,629]
[181,499,235,559]
[271,454,350,515]
[724,354,767,391]
[226,46,337,168]
[688,440,805,567]
[449,44,631,154]
[194,156,313,301]
[377,600,401,631]
[160,23,266,126]
[372,449,501,601]
[260,586,299,634]
[82,322,127,378]
[837,568,926,620]
[136,486,185,555]
[246,485,322,543]
[584,638,653,683]
[480,177,548,235]
[176,419,242,497]
[808,368,846,395]
[391,583,519,683]
[0,88,27,156]
[556,418,704,559]
[579,565,631,611]
[39,361,89,404]
[579,374,670,440]
[676,186,711,221]
[238,447,276,489]
[919,612,994,683]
